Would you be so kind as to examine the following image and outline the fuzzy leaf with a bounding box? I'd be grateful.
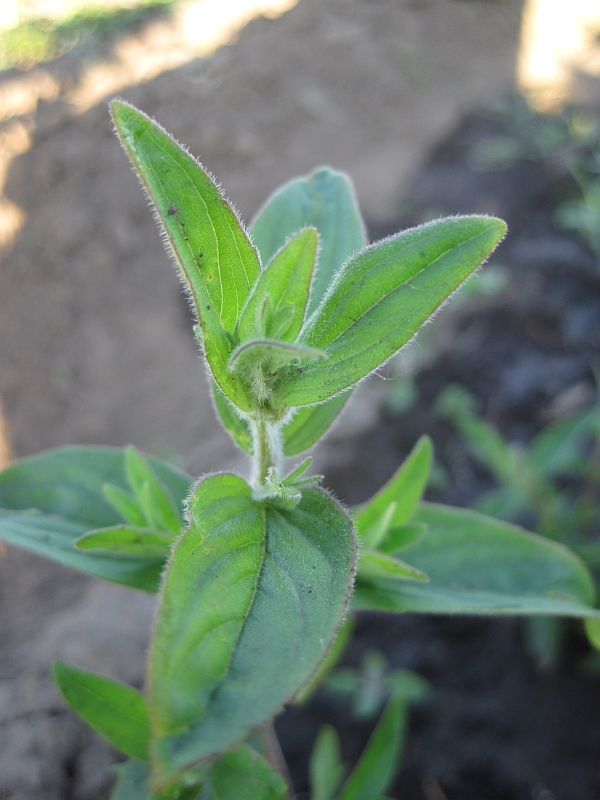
[378,523,426,554]
[250,168,366,449]
[53,662,151,761]
[76,526,174,557]
[250,168,366,315]
[280,217,506,406]
[238,228,318,343]
[282,392,351,457]
[125,447,181,534]
[0,446,191,591]
[207,744,288,800]
[111,101,257,411]
[354,502,600,617]
[104,484,147,528]
[229,340,326,377]
[211,381,253,454]
[359,550,428,582]
[355,436,432,536]
[148,474,356,785]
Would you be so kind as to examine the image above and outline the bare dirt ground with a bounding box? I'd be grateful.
[0,1,527,796]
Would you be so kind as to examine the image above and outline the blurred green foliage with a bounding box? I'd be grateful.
[0,0,176,71]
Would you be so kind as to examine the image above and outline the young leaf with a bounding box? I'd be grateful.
[359,503,397,551]
[76,526,174,557]
[0,446,190,590]
[530,406,596,477]
[295,615,354,705]
[438,385,519,484]
[309,725,344,800]
[111,101,257,411]
[112,759,204,800]
[208,743,288,800]
[279,217,506,407]
[104,484,147,528]
[125,447,181,535]
[336,696,406,800]
[378,523,426,554]
[475,486,530,521]
[282,392,351,457]
[238,228,318,343]
[0,445,190,528]
[211,381,253,454]
[0,510,165,591]
[358,550,428,582]
[148,474,356,785]
[355,436,432,536]
[250,168,367,315]
[354,502,600,617]
[229,340,326,378]
[250,168,366,450]
[53,661,150,760]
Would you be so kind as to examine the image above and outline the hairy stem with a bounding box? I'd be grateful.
[251,417,282,487]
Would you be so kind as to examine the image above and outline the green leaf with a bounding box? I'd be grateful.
[359,503,397,551]
[378,523,426,554]
[211,381,253,454]
[0,445,190,528]
[358,550,428,582]
[111,101,257,411]
[0,510,165,591]
[238,228,318,343]
[112,760,153,800]
[125,447,181,535]
[355,436,432,536]
[207,744,288,800]
[309,725,344,800]
[438,384,519,484]
[336,696,406,800]
[282,392,351,457]
[474,486,530,521]
[530,407,596,476]
[0,446,191,591]
[229,340,326,377]
[354,502,600,617]
[295,615,354,705]
[387,670,430,703]
[250,168,366,315]
[53,661,150,761]
[279,217,506,407]
[585,618,600,651]
[250,168,366,454]
[148,473,356,785]
[76,526,174,557]
[111,759,203,800]
[104,484,147,528]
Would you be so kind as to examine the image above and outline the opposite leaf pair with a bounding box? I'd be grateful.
[110,101,507,462]
[2,99,600,800]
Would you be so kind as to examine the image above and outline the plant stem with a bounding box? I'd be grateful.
[252,417,281,487]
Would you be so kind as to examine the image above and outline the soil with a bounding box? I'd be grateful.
[1,0,600,798]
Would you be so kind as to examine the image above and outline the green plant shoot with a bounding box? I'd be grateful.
[0,101,599,798]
